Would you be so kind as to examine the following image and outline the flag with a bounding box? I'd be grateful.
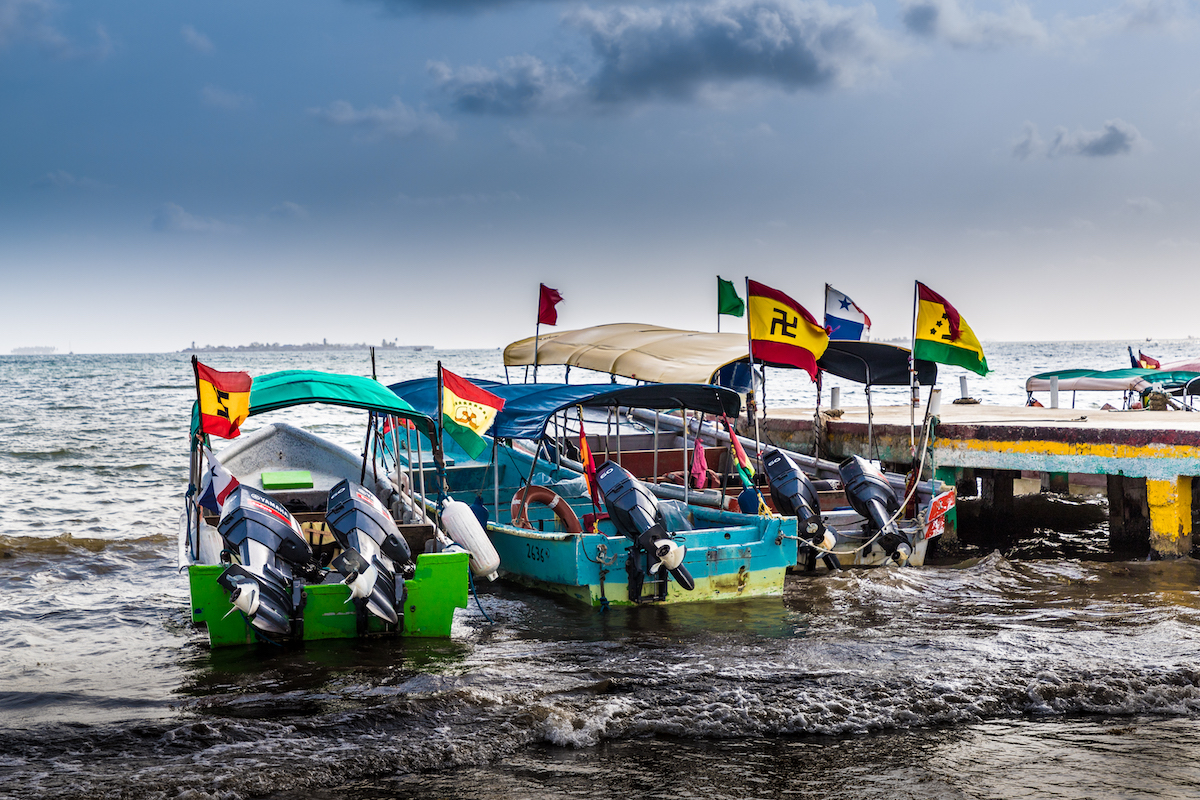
[912,282,989,376]
[824,284,871,341]
[578,414,600,501]
[440,367,505,460]
[717,276,745,318]
[690,435,709,490]
[747,279,829,381]
[198,447,240,514]
[193,359,252,439]
[1138,350,1161,369]
[722,414,770,515]
[538,283,564,326]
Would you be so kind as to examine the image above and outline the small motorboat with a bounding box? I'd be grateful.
[182,369,486,647]
[764,447,955,569]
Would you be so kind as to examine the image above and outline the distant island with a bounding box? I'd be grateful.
[182,339,432,353]
[10,346,57,355]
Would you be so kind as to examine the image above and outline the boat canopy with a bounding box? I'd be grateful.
[818,340,937,387]
[389,378,742,441]
[504,323,936,387]
[1025,368,1200,394]
[191,369,437,439]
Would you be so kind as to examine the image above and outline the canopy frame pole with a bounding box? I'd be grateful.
[653,411,660,480]
[909,281,919,452]
[494,437,501,521]
[682,409,689,505]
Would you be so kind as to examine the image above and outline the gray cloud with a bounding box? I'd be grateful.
[182,24,213,54]
[900,0,1047,49]
[1050,119,1144,157]
[429,56,582,115]
[152,203,239,234]
[1013,119,1146,159]
[310,97,455,140]
[432,0,898,114]
[1126,196,1163,214]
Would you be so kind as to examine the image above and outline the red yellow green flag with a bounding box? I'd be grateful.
[747,279,829,381]
[193,359,252,439]
[440,367,505,459]
[912,282,989,376]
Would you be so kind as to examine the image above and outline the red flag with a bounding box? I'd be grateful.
[1138,350,1161,369]
[538,283,563,326]
[579,423,600,501]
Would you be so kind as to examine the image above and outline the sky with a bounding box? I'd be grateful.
[2,0,1199,353]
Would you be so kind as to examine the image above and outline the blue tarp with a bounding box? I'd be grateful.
[388,379,742,441]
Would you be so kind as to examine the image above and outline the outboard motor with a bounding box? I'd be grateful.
[595,460,695,601]
[216,486,321,639]
[838,455,912,565]
[763,448,841,571]
[325,479,411,625]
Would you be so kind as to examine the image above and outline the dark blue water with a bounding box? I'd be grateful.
[3,344,1200,799]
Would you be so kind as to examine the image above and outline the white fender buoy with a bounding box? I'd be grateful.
[440,499,500,581]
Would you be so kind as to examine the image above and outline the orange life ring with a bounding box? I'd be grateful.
[511,486,583,534]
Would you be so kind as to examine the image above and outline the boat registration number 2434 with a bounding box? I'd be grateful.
[525,543,548,562]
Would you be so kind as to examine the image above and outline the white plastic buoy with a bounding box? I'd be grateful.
[440,499,501,581]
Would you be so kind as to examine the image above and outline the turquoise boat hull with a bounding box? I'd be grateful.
[485,502,796,606]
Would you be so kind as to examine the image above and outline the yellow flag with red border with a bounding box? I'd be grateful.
[747,279,829,381]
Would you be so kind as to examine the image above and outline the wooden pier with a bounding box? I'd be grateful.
[755,403,1200,558]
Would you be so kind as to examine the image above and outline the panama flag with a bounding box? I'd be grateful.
[824,284,872,341]
[198,447,240,514]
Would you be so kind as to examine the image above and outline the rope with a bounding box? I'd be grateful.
[467,569,494,624]
[803,411,936,559]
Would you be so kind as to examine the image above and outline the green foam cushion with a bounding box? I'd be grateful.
[261,470,313,490]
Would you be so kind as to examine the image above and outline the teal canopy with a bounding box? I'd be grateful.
[1026,368,1200,394]
[190,369,436,439]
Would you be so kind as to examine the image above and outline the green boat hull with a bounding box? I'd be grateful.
[187,550,470,648]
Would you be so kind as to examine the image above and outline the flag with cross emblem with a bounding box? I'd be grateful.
[193,359,252,439]
[746,279,829,381]
[912,281,989,376]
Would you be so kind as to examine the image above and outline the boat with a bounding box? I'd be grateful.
[181,369,478,647]
[500,323,957,569]
[1025,368,1200,410]
[386,378,800,606]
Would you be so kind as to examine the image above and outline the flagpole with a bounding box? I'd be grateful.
[533,321,541,383]
[188,355,205,561]
[743,277,762,471]
[910,281,919,451]
[717,276,721,333]
[434,361,449,502]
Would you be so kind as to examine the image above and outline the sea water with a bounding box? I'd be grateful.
[2,342,1200,799]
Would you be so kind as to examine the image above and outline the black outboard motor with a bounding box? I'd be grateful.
[216,486,321,639]
[595,460,695,601]
[325,479,411,625]
[763,448,841,571]
[838,455,912,565]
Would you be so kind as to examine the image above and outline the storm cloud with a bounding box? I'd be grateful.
[432,0,898,114]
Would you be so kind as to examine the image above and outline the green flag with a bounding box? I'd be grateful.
[717,276,744,317]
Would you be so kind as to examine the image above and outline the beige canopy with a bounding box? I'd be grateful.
[503,323,748,384]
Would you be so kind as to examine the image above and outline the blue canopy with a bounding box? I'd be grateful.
[388,379,742,441]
